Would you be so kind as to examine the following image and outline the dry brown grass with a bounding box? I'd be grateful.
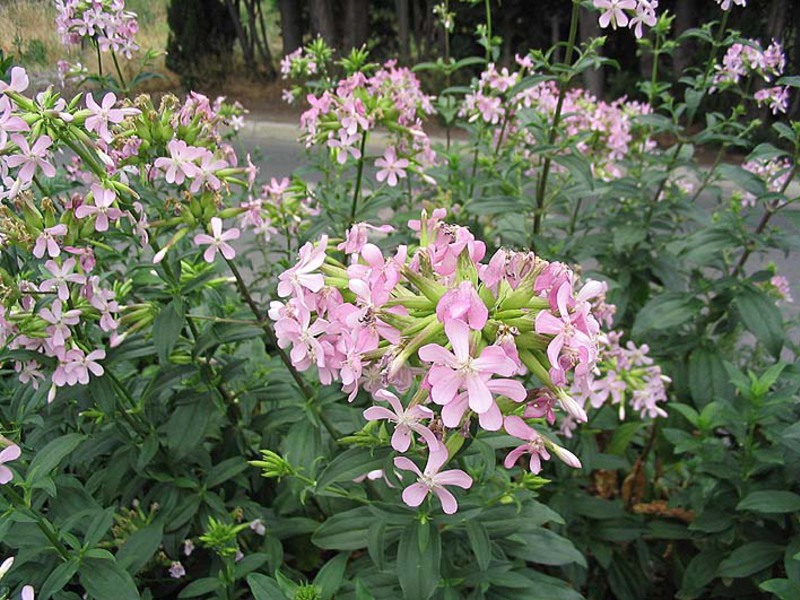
[0,0,175,90]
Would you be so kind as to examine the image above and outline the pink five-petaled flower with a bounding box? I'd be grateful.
[363,389,439,452]
[503,416,551,474]
[0,67,29,94]
[594,0,636,29]
[75,184,123,231]
[39,300,81,348]
[436,281,488,330]
[393,447,472,514]
[375,146,410,187]
[194,217,240,263]
[154,139,204,184]
[0,443,21,484]
[6,134,56,184]
[40,258,86,301]
[85,92,139,142]
[33,224,68,259]
[419,320,520,414]
[277,235,328,297]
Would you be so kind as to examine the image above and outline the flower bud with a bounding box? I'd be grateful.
[403,267,447,303]
[0,556,14,580]
[546,440,582,469]
[249,450,295,480]
[556,388,588,423]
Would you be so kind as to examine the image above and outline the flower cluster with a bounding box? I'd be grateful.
[0,67,255,399]
[297,59,436,176]
[239,177,320,245]
[459,62,655,180]
[741,156,793,207]
[55,0,140,59]
[566,331,669,436]
[712,39,789,114]
[270,210,629,513]
[592,0,659,39]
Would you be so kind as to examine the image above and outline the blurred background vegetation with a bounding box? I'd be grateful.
[1,0,798,116]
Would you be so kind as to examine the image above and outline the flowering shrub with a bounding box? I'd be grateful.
[0,0,799,599]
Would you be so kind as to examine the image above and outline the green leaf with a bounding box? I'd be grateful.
[164,395,215,459]
[116,524,164,575]
[27,434,85,485]
[39,559,80,600]
[760,579,800,600]
[688,348,732,407]
[678,548,723,600]
[312,506,374,550]
[397,521,441,600]
[633,292,701,337]
[78,557,140,600]
[84,507,115,547]
[206,457,248,488]
[505,528,586,567]
[153,299,185,362]
[247,574,289,600]
[314,553,349,600]
[315,447,390,492]
[777,75,800,88]
[607,422,645,455]
[737,491,800,514]
[178,577,221,598]
[735,288,784,357]
[465,520,492,571]
[717,542,783,578]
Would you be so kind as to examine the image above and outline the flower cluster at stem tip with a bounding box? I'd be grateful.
[271,209,668,513]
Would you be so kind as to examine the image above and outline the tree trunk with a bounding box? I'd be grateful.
[395,0,410,64]
[225,0,256,69]
[278,0,303,56]
[344,0,369,51]
[579,6,603,98]
[253,0,277,78]
[766,0,789,41]
[310,0,337,48]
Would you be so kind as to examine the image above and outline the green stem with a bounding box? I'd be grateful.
[95,41,103,79]
[349,132,369,225]
[734,163,798,274]
[2,486,71,560]
[110,50,129,94]
[531,0,580,246]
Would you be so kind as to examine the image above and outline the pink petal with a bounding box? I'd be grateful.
[445,320,471,362]
[430,368,462,406]
[486,378,527,402]
[474,346,514,376]
[391,426,412,452]
[477,402,503,431]
[0,466,12,484]
[402,482,430,507]
[418,344,457,367]
[441,393,469,428]
[465,374,493,413]
[0,444,21,463]
[504,415,535,440]
[504,445,528,469]
[393,456,422,477]
[433,468,472,489]
[432,486,458,514]
[363,406,396,422]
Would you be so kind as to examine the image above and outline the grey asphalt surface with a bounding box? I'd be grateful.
[237,118,800,325]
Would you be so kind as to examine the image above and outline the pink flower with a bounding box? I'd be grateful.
[6,134,56,183]
[375,147,410,187]
[436,282,488,330]
[75,184,123,231]
[65,348,105,384]
[327,130,362,165]
[169,561,185,579]
[594,0,636,29]
[39,300,81,348]
[0,443,21,484]
[154,140,204,184]
[503,416,551,473]
[0,67,30,94]
[33,224,68,259]
[277,236,328,297]
[393,448,472,514]
[40,258,86,301]
[337,223,394,255]
[419,320,523,414]
[194,217,240,263]
[85,92,139,142]
[363,389,439,452]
